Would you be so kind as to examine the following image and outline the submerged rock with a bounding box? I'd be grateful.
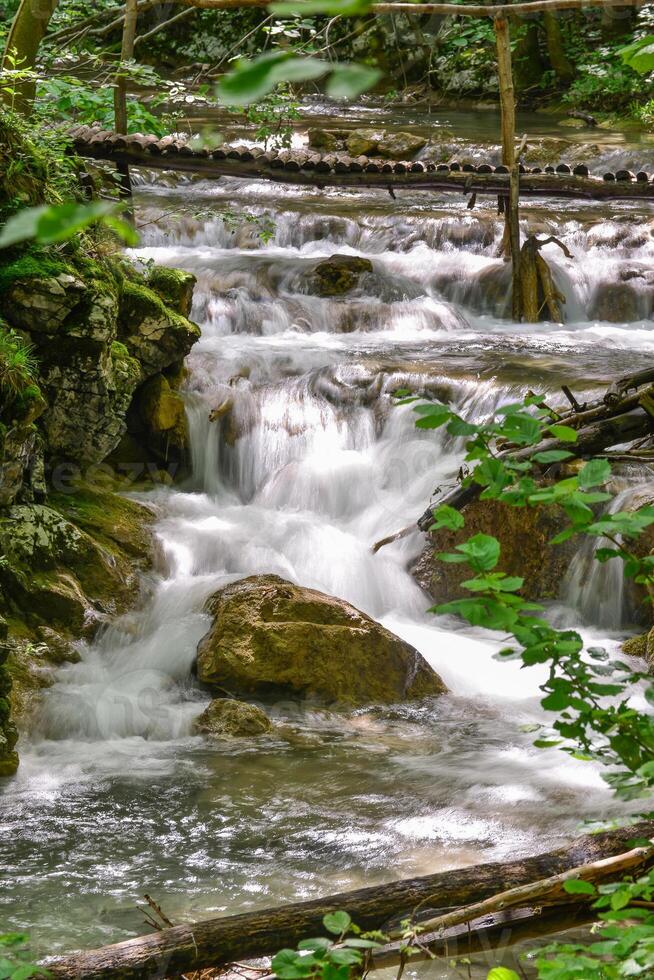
[193,698,272,738]
[196,574,446,705]
[309,255,374,297]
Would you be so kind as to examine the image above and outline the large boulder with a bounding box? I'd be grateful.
[196,575,446,705]
[118,280,200,376]
[413,498,577,604]
[193,698,272,738]
[376,131,427,160]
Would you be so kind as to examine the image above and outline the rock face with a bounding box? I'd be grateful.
[0,256,199,472]
[0,483,155,775]
[309,255,374,297]
[193,698,273,738]
[413,498,577,604]
[196,575,446,705]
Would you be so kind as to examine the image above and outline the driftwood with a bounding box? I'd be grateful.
[46,823,654,980]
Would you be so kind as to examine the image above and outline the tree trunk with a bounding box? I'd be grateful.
[46,823,654,980]
[113,0,139,208]
[494,15,521,320]
[542,10,575,84]
[511,16,544,90]
[1,0,58,113]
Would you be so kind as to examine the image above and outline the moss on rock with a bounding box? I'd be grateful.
[193,698,273,738]
[148,267,197,317]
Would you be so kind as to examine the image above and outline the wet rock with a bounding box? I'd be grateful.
[193,698,272,738]
[307,128,348,151]
[147,267,196,317]
[622,631,651,658]
[377,131,427,160]
[196,574,447,705]
[413,498,576,603]
[135,373,189,463]
[309,255,374,297]
[118,280,201,376]
[346,129,384,157]
[522,137,572,165]
[589,282,643,323]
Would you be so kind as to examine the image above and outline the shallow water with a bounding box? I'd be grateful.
[3,106,654,974]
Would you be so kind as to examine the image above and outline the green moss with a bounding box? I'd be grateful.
[120,280,190,330]
[49,482,154,563]
[0,253,74,295]
[148,267,196,315]
[111,341,130,359]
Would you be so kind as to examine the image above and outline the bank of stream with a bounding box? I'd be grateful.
[3,106,654,976]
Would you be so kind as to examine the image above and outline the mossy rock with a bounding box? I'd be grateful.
[309,255,374,297]
[307,128,348,151]
[196,574,446,706]
[49,482,154,564]
[138,374,187,436]
[148,267,197,317]
[193,698,273,738]
[118,280,201,375]
[377,131,427,160]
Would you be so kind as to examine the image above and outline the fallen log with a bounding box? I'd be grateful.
[45,823,654,980]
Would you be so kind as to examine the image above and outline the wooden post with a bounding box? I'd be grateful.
[494,14,522,321]
[113,0,139,208]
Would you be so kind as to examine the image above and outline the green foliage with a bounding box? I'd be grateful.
[216,51,381,106]
[0,327,37,404]
[619,35,654,75]
[35,76,174,138]
[271,912,383,980]
[0,201,137,250]
[406,391,654,977]
[0,932,47,980]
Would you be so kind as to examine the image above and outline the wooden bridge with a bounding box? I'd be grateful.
[70,125,654,202]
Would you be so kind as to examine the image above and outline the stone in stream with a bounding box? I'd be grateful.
[196,574,447,705]
[413,498,577,605]
[589,281,644,322]
[309,254,374,297]
[193,698,273,738]
[307,127,427,160]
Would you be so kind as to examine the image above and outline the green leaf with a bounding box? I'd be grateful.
[430,504,465,532]
[532,449,574,464]
[548,424,579,443]
[610,889,632,911]
[619,34,654,74]
[326,64,381,99]
[0,201,119,249]
[271,950,312,979]
[578,458,611,489]
[486,969,521,980]
[217,52,328,106]
[323,911,352,935]
[297,938,332,952]
[456,533,501,572]
[563,879,597,895]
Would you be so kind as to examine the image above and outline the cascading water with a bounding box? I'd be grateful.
[4,110,654,968]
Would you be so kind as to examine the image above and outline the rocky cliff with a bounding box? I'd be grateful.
[0,252,200,775]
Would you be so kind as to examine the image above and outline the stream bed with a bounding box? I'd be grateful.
[3,105,654,976]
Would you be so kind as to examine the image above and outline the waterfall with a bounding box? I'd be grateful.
[6,122,654,953]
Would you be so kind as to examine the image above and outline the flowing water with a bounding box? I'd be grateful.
[3,107,654,975]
